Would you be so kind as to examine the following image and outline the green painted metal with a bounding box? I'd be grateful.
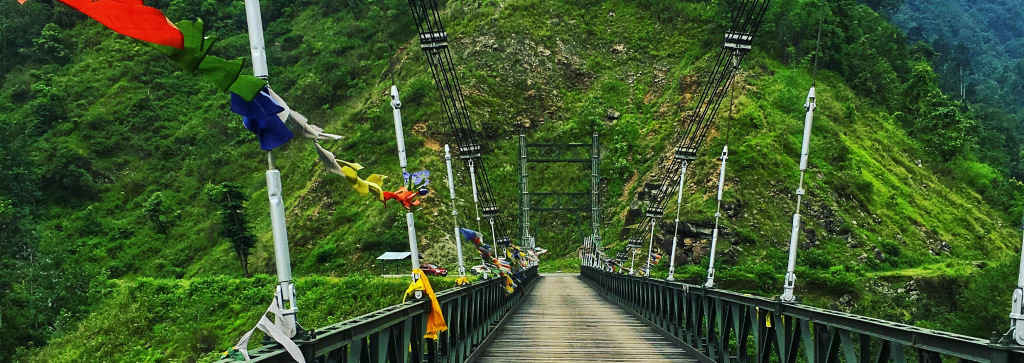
[518,136,601,256]
[581,266,1024,363]
[218,267,538,363]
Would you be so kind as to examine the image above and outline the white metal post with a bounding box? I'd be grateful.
[705,146,728,288]
[630,248,637,275]
[243,0,268,79]
[1009,215,1024,344]
[667,161,689,281]
[591,132,601,267]
[266,168,297,332]
[645,222,656,277]
[246,0,297,335]
[445,145,465,276]
[468,160,482,231]
[487,218,498,255]
[781,86,815,303]
[390,86,420,272]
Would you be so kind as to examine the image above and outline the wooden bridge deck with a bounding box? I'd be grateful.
[473,274,699,363]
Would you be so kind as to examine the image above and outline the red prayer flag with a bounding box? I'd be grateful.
[382,187,422,210]
[56,0,183,49]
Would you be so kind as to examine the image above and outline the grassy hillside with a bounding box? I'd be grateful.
[2,0,1023,360]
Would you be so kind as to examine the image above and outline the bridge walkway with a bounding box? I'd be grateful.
[474,273,699,363]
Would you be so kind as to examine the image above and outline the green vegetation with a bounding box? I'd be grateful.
[1,0,1022,360]
[26,274,457,363]
[888,0,1024,180]
[204,183,258,276]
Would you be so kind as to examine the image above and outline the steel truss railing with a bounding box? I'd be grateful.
[581,267,1024,363]
[219,267,538,363]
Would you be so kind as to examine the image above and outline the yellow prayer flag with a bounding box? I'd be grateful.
[403,269,448,339]
[314,143,387,200]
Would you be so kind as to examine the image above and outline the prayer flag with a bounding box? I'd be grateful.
[230,87,293,150]
[459,228,483,244]
[314,144,387,200]
[55,0,183,49]
[266,88,342,141]
[403,269,448,339]
[382,187,422,210]
[230,289,305,363]
[162,19,265,101]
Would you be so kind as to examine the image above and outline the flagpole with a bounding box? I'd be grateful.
[390,86,421,274]
[244,0,298,336]
[445,145,466,276]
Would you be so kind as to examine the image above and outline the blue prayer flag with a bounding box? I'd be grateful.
[459,228,483,244]
[230,87,294,150]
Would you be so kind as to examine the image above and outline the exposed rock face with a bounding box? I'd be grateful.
[650,219,721,264]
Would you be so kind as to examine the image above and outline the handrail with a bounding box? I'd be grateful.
[581,266,1024,363]
[219,266,538,363]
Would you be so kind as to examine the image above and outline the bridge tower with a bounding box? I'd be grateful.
[518,132,601,261]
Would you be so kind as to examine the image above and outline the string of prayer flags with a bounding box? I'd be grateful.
[17,2,268,101]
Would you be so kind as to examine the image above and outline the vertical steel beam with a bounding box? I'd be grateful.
[519,132,531,249]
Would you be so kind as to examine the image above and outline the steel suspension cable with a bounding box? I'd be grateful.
[408,0,514,246]
[625,0,770,266]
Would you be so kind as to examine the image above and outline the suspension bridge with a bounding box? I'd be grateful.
[216,0,1024,361]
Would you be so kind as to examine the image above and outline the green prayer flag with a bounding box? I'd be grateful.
[197,55,243,92]
[229,75,267,102]
[153,18,267,101]
[170,19,215,71]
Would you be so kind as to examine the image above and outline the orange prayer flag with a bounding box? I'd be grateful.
[18,0,27,5]
[56,0,183,49]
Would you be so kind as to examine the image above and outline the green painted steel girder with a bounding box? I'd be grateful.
[580,266,1024,363]
[218,267,539,363]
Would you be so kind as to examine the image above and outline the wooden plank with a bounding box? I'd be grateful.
[473,274,698,362]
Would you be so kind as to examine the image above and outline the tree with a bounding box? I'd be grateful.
[203,183,256,276]
[143,192,176,235]
[862,0,904,16]
[25,23,69,65]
